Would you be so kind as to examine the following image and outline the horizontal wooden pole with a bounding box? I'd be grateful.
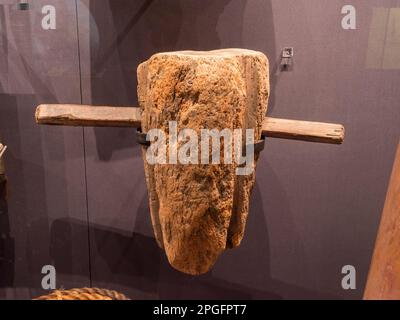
[35,104,142,128]
[262,117,345,144]
[36,104,344,144]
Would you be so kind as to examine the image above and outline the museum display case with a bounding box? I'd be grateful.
[0,0,399,302]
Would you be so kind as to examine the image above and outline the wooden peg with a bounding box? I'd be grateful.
[36,104,344,145]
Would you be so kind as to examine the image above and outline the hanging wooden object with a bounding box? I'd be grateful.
[34,49,345,275]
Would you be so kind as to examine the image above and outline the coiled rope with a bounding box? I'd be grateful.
[34,287,130,300]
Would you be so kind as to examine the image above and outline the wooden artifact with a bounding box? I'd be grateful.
[35,49,345,275]
[36,105,344,145]
[364,142,400,300]
[36,105,142,128]
[138,49,269,274]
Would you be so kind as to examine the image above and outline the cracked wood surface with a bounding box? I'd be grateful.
[36,105,344,144]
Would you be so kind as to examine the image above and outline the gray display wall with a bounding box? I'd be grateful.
[0,0,90,299]
[0,0,399,299]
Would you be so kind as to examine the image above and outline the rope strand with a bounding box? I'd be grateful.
[34,287,130,300]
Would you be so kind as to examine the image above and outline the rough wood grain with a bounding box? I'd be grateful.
[364,142,400,300]
[262,118,344,144]
[35,104,141,128]
[138,49,269,275]
[35,104,344,144]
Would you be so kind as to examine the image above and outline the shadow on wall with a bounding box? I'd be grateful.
[0,4,72,291]
[49,177,339,299]
[50,173,277,299]
[0,93,51,291]
[50,218,280,299]
[86,0,278,160]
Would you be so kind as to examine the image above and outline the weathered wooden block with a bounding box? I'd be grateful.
[33,51,345,276]
[137,49,269,275]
